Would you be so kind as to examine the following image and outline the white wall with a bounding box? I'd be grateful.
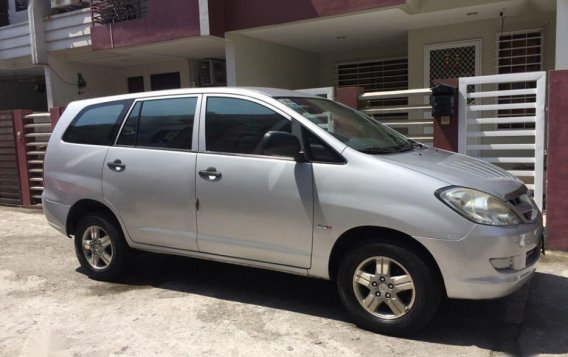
[119,59,197,92]
[226,34,320,89]
[43,57,203,107]
[408,12,556,90]
[44,54,123,107]
[556,0,568,69]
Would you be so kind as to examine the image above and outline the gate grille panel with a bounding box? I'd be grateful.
[0,112,21,206]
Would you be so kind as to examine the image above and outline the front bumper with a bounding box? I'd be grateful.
[416,218,543,299]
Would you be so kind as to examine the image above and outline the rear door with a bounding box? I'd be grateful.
[103,96,200,251]
[195,95,314,268]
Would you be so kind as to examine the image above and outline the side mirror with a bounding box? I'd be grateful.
[261,131,302,159]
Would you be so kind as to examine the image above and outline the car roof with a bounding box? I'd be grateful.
[69,87,319,107]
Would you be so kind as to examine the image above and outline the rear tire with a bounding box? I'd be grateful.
[337,242,441,336]
[74,213,131,281]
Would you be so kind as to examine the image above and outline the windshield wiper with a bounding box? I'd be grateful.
[358,147,397,154]
[396,141,426,153]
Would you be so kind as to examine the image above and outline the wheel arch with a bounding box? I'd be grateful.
[328,226,446,294]
[66,199,123,238]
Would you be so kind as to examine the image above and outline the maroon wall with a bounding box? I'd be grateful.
[220,0,405,32]
[546,70,568,251]
[91,0,404,48]
[91,0,201,50]
[336,87,364,109]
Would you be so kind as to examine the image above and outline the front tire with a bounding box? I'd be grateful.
[337,242,441,336]
[74,213,131,281]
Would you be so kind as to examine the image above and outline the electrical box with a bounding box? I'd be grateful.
[430,84,457,117]
[199,59,227,87]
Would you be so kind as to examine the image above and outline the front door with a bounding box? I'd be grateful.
[195,95,314,268]
[103,96,200,251]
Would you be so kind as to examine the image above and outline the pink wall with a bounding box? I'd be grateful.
[222,0,405,32]
[546,70,568,250]
[91,0,200,50]
[91,0,404,49]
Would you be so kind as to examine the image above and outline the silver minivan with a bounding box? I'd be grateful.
[43,87,544,335]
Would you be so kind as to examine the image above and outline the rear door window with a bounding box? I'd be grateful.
[116,97,198,150]
[63,100,132,145]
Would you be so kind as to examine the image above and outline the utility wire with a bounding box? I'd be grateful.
[46,64,77,87]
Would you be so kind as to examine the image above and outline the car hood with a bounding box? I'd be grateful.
[377,147,525,199]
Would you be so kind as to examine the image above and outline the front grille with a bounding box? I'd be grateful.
[526,246,540,266]
[507,193,538,222]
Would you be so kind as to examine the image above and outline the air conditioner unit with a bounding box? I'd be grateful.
[51,0,84,10]
[199,59,227,87]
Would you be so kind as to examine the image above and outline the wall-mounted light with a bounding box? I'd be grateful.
[467,12,479,16]
[77,73,87,95]
[336,36,347,40]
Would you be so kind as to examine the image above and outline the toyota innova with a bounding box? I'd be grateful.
[43,88,544,335]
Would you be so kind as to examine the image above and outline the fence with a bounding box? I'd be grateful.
[0,111,54,208]
[358,88,434,146]
[0,111,20,206]
[458,71,546,209]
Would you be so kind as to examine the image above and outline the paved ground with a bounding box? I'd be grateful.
[1,206,567,357]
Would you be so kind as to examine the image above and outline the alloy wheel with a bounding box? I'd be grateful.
[81,226,113,270]
[352,256,415,320]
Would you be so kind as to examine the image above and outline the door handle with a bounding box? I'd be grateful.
[107,159,126,172]
[199,167,222,181]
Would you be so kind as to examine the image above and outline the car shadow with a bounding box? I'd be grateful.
[76,252,568,355]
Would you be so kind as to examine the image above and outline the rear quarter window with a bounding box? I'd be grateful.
[63,100,132,145]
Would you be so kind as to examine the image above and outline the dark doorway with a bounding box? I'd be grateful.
[150,72,181,91]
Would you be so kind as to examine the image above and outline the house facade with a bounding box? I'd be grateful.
[0,0,563,109]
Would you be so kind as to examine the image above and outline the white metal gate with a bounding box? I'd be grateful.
[458,71,546,209]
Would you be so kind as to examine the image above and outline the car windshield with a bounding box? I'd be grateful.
[277,97,416,154]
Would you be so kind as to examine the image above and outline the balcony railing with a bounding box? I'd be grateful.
[91,0,148,25]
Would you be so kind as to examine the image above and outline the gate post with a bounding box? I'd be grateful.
[546,70,568,250]
[12,110,34,208]
[336,87,365,109]
[49,107,65,129]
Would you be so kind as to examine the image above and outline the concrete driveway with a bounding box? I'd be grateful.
[1,206,567,356]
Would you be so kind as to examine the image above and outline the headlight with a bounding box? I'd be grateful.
[436,187,521,226]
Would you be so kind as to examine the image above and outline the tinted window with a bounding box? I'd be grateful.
[116,102,141,146]
[63,100,131,146]
[206,97,290,155]
[133,97,197,150]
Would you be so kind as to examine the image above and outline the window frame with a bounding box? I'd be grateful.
[301,127,347,165]
[114,94,202,152]
[199,94,296,160]
[62,99,134,146]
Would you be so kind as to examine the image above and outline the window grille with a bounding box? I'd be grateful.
[496,30,543,129]
[336,58,409,129]
[429,46,476,86]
